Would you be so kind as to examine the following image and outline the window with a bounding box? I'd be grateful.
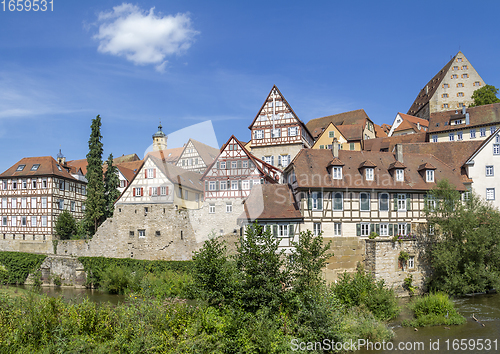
[12,198,17,209]
[398,223,407,236]
[21,216,26,227]
[457,83,464,88]
[379,193,389,211]
[254,130,264,139]
[160,186,167,195]
[457,131,463,140]
[21,180,27,189]
[220,181,227,190]
[264,156,274,166]
[147,168,155,178]
[184,190,188,200]
[494,143,500,155]
[12,181,17,190]
[313,222,322,236]
[82,185,86,195]
[330,166,342,180]
[397,194,407,211]
[138,229,146,238]
[360,192,370,211]
[231,161,237,169]
[1,198,6,209]
[408,256,415,269]
[2,217,6,226]
[311,192,323,211]
[350,143,355,150]
[333,192,343,211]
[360,223,370,237]
[31,164,40,171]
[486,165,494,176]
[58,199,64,210]
[279,224,289,237]
[457,92,464,97]
[486,188,495,200]
[231,180,238,190]
[426,170,435,182]
[2,180,6,190]
[42,197,47,208]
[151,187,158,196]
[328,131,335,138]
[427,195,436,211]
[226,202,232,213]
[366,168,374,181]
[31,216,37,226]
[12,216,16,226]
[451,74,458,79]
[21,198,26,208]
[242,180,250,190]
[219,161,226,170]
[491,126,497,135]
[207,203,215,214]
[442,93,448,98]
[288,127,298,136]
[32,180,37,189]
[135,187,142,196]
[380,223,389,236]
[474,81,481,86]
[177,188,182,198]
[443,83,449,88]
[41,216,47,227]
[462,73,468,78]
[278,155,291,167]
[209,181,216,191]
[449,133,454,141]
[452,66,458,71]
[271,128,281,138]
[71,201,75,211]
[334,223,342,236]
[58,180,64,190]
[470,129,476,138]
[16,164,25,171]
[457,57,463,62]
[480,128,486,137]
[396,169,404,181]
[432,135,438,143]
[443,103,449,109]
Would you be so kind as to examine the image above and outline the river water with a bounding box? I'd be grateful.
[356,293,500,354]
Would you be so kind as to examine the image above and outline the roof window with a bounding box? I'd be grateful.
[31,164,40,171]
[16,165,25,171]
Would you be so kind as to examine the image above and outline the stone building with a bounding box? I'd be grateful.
[0,156,87,241]
[428,103,500,143]
[248,85,314,169]
[175,139,220,173]
[407,51,485,119]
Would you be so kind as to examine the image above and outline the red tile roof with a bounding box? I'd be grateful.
[374,124,388,138]
[0,156,78,180]
[363,132,427,152]
[428,103,500,133]
[306,109,371,139]
[238,184,302,222]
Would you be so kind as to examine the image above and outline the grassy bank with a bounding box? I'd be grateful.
[402,292,466,327]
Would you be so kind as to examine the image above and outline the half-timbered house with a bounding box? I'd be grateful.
[0,156,87,241]
[175,139,220,174]
[248,85,314,169]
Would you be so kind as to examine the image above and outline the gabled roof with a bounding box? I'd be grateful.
[465,127,500,165]
[428,103,500,133]
[306,109,371,139]
[148,155,203,191]
[407,53,457,116]
[289,149,465,191]
[311,122,348,146]
[388,161,406,170]
[418,162,436,171]
[145,147,184,164]
[248,85,314,142]
[66,158,89,175]
[359,160,377,168]
[201,135,281,182]
[238,184,302,222]
[363,132,427,152]
[116,165,136,182]
[0,156,78,180]
[113,154,140,164]
[390,113,429,136]
[336,124,363,141]
[179,139,219,167]
[374,124,388,138]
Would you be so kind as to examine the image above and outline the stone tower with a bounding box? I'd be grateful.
[152,122,168,151]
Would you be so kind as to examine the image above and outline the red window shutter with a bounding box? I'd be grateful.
[145,169,148,179]
[133,188,136,196]
[149,187,152,196]
[141,188,143,196]
[166,186,169,195]
[157,187,160,195]
[154,169,156,178]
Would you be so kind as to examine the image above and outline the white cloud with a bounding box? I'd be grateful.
[94,3,199,72]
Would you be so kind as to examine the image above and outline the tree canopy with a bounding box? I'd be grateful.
[55,210,77,240]
[469,84,500,107]
[104,153,120,219]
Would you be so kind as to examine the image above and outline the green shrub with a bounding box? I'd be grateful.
[403,292,466,327]
[332,267,400,321]
[0,252,47,285]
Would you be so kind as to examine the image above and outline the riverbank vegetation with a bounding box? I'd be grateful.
[402,292,466,327]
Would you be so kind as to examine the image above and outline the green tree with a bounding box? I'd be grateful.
[104,153,120,219]
[469,84,500,107]
[426,180,500,295]
[236,223,289,313]
[55,210,77,240]
[84,115,105,236]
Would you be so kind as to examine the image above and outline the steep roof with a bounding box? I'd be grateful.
[115,160,143,173]
[145,147,184,164]
[183,139,220,166]
[363,132,427,152]
[148,154,203,192]
[374,124,388,138]
[306,109,370,139]
[428,103,500,133]
[407,54,456,116]
[115,165,136,182]
[238,184,302,222]
[1,156,78,180]
[113,154,140,164]
[66,158,89,175]
[337,124,363,141]
[289,149,465,191]
[392,113,429,135]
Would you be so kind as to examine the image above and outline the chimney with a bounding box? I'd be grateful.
[332,138,339,158]
[465,112,470,125]
[395,144,403,163]
[417,122,421,130]
[462,107,466,115]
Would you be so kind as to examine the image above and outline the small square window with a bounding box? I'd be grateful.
[30,164,40,171]
[432,135,438,143]
[470,129,476,138]
[155,231,161,236]
[486,166,494,177]
[129,231,134,237]
[209,203,215,214]
[480,128,486,137]
[380,223,389,236]
[360,223,370,237]
[138,229,146,238]
[486,188,495,200]
[328,131,335,138]
[457,83,464,88]
[16,165,25,171]
[334,223,342,236]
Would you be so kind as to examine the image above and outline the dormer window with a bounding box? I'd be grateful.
[426,170,435,182]
[366,168,374,181]
[396,169,404,182]
[332,167,342,180]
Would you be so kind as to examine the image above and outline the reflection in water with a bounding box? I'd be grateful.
[11,285,126,304]
[356,293,500,354]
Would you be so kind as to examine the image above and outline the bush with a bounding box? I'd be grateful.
[0,252,47,285]
[55,210,77,240]
[403,292,466,327]
[332,266,400,321]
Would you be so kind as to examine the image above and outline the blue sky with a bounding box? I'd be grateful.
[1,0,499,172]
